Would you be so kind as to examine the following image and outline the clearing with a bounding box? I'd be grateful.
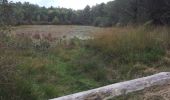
[11,25,103,39]
[1,25,170,100]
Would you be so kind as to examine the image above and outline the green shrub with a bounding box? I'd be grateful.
[93,17,112,27]
[34,40,51,51]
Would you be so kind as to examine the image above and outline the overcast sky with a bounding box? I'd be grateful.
[10,0,112,10]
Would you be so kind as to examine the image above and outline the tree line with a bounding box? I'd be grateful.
[0,0,170,26]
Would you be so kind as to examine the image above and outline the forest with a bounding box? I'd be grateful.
[0,0,170,26]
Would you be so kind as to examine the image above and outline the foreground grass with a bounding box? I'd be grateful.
[0,26,170,100]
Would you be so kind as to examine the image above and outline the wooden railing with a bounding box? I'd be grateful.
[50,72,170,100]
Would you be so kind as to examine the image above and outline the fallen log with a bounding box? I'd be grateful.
[50,72,170,100]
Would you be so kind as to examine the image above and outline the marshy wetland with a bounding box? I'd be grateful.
[1,25,170,100]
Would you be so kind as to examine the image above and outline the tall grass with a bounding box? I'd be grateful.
[86,26,170,81]
[0,26,170,100]
[90,26,169,62]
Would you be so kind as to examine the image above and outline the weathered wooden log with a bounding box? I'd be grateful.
[50,72,170,100]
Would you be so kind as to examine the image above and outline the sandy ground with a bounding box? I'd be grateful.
[110,83,170,100]
[138,83,170,100]
[134,83,170,100]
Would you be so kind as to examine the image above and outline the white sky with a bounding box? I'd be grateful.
[10,0,112,10]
